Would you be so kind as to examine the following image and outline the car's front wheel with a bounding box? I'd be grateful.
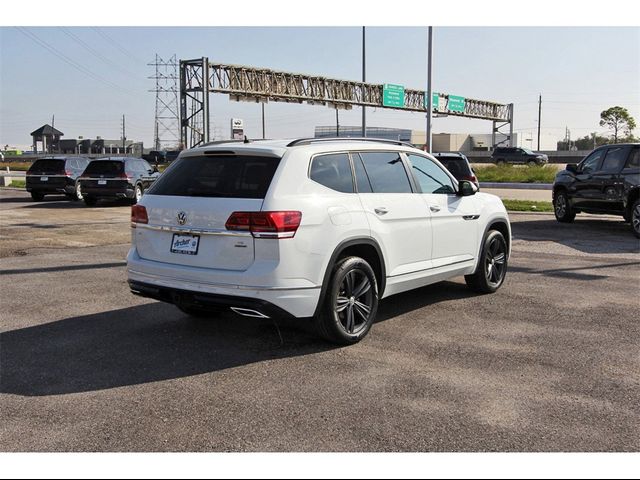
[315,256,378,345]
[553,190,576,223]
[631,198,640,239]
[465,230,508,293]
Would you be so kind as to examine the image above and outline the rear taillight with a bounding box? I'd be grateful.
[131,205,148,226]
[463,175,477,183]
[226,211,302,239]
[118,172,132,179]
[65,170,72,176]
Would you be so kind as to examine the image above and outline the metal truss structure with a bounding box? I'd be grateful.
[180,57,513,149]
[149,54,180,150]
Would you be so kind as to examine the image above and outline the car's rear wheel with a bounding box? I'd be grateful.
[495,159,506,166]
[465,230,508,294]
[134,184,143,204]
[315,256,378,345]
[30,192,44,201]
[553,190,576,223]
[527,160,537,167]
[631,198,640,239]
[83,196,97,207]
[74,181,83,201]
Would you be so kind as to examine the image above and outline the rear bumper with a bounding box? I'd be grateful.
[128,280,297,319]
[82,186,133,199]
[126,249,321,318]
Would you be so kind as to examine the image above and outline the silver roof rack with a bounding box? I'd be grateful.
[286,137,415,148]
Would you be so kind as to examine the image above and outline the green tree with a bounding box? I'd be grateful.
[599,106,637,143]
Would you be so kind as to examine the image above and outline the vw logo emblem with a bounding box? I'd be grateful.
[177,211,187,225]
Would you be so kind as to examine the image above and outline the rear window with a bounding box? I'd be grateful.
[29,159,64,173]
[147,154,280,198]
[83,161,125,175]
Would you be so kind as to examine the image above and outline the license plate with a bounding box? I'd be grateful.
[98,180,107,185]
[170,234,200,255]
[40,176,48,181]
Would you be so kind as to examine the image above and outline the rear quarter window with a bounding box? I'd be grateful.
[309,153,354,193]
[147,154,280,198]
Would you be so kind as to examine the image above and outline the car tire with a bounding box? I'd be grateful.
[30,192,44,201]
[496,159,506,166]
[631,198,640,239]
[134,184,143,204]
[527,160,537,167]
[315,256,379,345]
[83,196,97,207]
[74,181,83,201]
[553,190,576,223]
[465,230,508,294]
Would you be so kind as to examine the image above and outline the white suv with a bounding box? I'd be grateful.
[127,138,510,344]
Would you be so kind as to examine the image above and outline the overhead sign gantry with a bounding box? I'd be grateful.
[179,57,514,149]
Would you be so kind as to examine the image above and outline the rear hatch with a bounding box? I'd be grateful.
[135,152,281,271]
[26,159,66,189]
[81,160,128,192]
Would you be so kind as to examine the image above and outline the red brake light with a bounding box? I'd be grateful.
[226,211,302,239]
[131,205,148,225]
[463,175,477,183]
[65,170,72,176]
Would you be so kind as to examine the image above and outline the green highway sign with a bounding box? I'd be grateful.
[382,84,405,108]
[425,92,439,110]
[448,95,466,113]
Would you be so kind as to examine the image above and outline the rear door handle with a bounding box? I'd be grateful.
[430,205,441,212]
[374,207,388,215]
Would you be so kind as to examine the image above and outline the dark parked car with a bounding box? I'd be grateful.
[432,152,479,187]
[491,147,548,166]
[165,150,182,162]
[78,157,160,206]
[552,143,640,237]
[25,156,90,201]
[141,150,166,163]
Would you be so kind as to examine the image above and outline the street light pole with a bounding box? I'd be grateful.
[537,94,542,151]
[426,26,433,154]
[362,26,366,137]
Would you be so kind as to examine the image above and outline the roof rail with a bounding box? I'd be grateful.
[199,139,244,147]
[286,137,415,148]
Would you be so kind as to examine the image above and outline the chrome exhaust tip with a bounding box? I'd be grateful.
[230,307,270,319]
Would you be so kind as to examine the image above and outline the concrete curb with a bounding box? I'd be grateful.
[480,182,553,190]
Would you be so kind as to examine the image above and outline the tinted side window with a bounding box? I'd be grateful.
[359,152,412,193]
[309,153,353,193]
[67,159,78,170]
[352,154,373,193]
[601,147,629,173]
[407,154,456,194]
[625,148,639,169]
[581,149,605,174]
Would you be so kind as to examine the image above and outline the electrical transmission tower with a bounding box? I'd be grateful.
[149,54,180,150]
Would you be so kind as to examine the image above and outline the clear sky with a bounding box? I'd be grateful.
[1,26,639,150]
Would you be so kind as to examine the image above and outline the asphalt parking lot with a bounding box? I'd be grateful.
[0,188,639,452]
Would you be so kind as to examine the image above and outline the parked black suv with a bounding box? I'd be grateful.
[433,152,479,187]
[552,143,640,237]
[491,147,548,166]
[26,156,90,201]
[78,157,160,206]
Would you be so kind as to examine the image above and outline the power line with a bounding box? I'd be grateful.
[15,27,136,98]
[92,27,143,64]
[59,27,137,77]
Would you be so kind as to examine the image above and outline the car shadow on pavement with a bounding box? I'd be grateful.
[510,216,640,255]
[0,281,478,397]
[0,302,330,397]
[19,199,131,209]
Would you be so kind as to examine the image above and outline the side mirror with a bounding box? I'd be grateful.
[566,163,578,174]
[458,180,478,197]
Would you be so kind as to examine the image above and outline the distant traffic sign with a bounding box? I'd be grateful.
[425,92,439,110]
[448,95,466,113]
[383,84,405,108]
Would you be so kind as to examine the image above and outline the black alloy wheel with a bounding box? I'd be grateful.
[465,230,508,294]
[631,199,640,239]
[316,256,378,345]
[553,190,576,223]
